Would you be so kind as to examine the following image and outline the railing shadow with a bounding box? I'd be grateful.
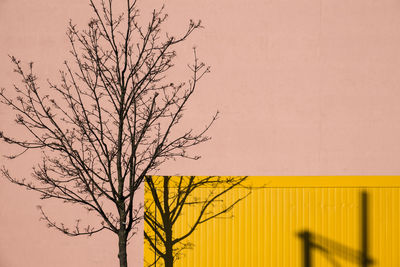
[297,191,375,267]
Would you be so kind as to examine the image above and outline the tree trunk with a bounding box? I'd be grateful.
[164,224,173,267]
[164,242,173,267]
[118,232,128,267]
[163,177,174,267]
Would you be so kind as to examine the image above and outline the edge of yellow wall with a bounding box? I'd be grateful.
[151,175,400,187]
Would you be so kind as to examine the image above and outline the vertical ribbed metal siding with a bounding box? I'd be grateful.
[145,177,400,266]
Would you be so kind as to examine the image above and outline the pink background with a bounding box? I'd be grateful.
[2,0,400,266]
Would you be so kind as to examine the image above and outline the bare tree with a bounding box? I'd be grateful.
[144,176,249,267]
[0,1,216,266]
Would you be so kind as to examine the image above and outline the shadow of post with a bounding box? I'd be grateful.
[297,191,374,267]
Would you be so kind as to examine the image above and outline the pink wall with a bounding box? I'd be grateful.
[1,0,400,266]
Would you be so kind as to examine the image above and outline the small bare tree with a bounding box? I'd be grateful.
[144,176,249,267]
[0,1,216,266]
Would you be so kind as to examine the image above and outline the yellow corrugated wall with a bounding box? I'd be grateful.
[144,176,400,266]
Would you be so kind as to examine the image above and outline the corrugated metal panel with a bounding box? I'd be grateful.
[145,176,400,266]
